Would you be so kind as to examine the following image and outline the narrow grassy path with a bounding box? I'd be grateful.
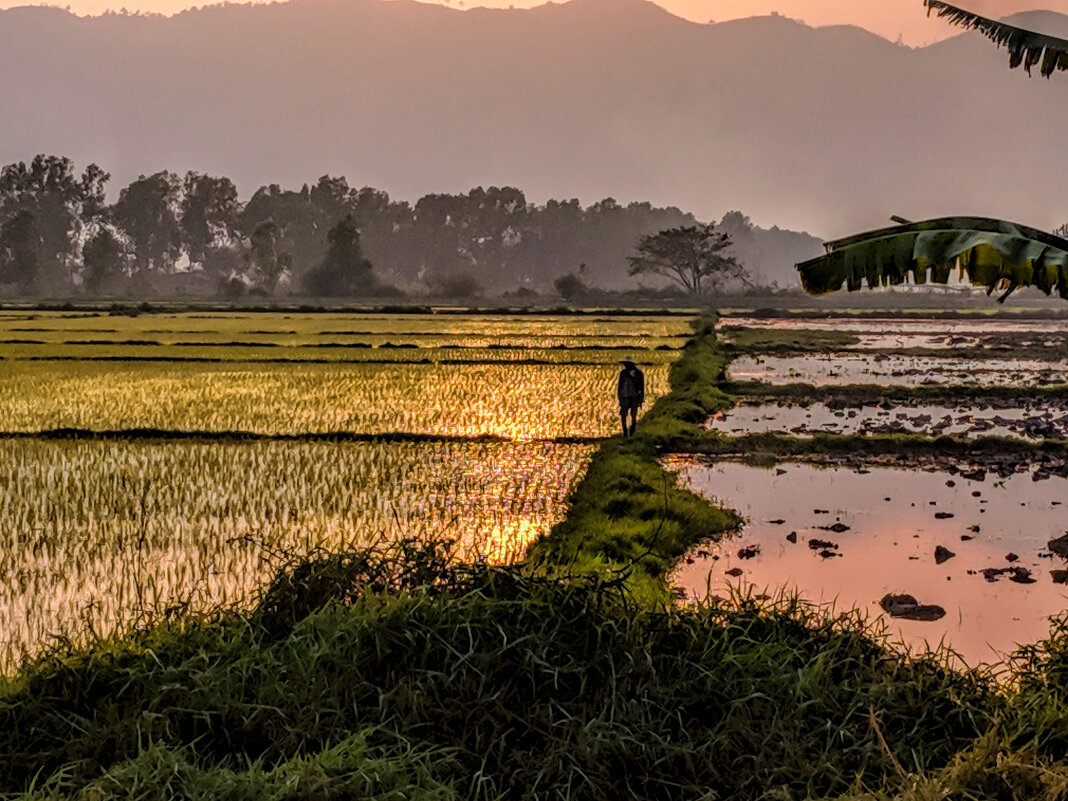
[526,315,741,600]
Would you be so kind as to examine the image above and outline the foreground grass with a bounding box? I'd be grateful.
[0,544,1001,800]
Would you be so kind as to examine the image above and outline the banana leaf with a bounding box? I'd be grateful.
[925,0,1068,78]
[796,217,1068,302]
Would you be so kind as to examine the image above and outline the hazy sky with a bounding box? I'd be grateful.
[3,0,1067,45]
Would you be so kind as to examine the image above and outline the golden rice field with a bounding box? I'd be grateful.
[0,438,593,668]
[0,361,670,438]
[0,311,691,669]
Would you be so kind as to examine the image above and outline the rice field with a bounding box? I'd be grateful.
[0,361,670,438]
[0,438,592,667]
[0,310,688,670]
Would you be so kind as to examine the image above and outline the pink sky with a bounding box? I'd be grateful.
[2,0,1066,45]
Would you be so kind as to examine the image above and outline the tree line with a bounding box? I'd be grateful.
[0,155,762,299]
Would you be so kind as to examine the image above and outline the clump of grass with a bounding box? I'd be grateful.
[0,540,1000,800]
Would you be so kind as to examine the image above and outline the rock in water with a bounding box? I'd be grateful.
[1048,533,1068,558]
[934,546,956,565]
[880,593,946,621]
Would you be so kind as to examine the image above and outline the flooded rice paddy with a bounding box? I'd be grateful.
[689,312,1068,665]
[670,458,1068,666]
[0,438,592,669]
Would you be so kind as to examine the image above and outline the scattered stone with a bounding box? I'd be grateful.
[968,525,981,533]
[1052,570,1068,584]
[880,593,946,621]
[786,531,798,543]
[818,549,840,559]
[737,545,760,559]
[1006,552,1019,563]
[813,509,830,514]
[934,512,955,519]
[960,535,974,541]
[934,546,955,565]
[818,522,850,533]
[1047,533,1068,559]
[775,468,787,476]
[724,567,743,577]
[980,566,1038,584]
[946,480,956,487]
[768,519,786,525]
[808,538,838,551]
[1009,567,1037,584]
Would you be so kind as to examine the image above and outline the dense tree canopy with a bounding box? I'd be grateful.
[0,154,800,299]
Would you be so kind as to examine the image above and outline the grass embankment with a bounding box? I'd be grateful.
[526,315,740,600]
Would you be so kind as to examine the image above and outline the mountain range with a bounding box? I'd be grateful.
[1,0,1067,246]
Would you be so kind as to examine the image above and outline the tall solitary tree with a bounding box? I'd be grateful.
[82,228,126,294]
[111,172,182,272]
[301,214,374,296]
[628,223,748,296]
[245,220,291,294]
[180,172,240,272]
[0,209,40,293]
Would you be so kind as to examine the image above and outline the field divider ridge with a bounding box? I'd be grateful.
[525,314,744,601]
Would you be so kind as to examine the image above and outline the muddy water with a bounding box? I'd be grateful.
[728,354,1068,387]
[669,458,1068,665]
[709,402,1068,440]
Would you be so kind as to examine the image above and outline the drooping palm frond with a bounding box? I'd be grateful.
[925,0,1068,77]
[796,217,1068,303]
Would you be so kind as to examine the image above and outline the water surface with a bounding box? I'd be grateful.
[670,458,1068,665]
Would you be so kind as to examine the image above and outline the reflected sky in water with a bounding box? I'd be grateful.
[670,459,1068,666]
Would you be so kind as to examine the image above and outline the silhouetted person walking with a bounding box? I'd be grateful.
[617,357,645,437]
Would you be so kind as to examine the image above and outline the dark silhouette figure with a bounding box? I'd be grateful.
[617,357,645,437]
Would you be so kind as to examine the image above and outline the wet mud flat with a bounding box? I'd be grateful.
[668,457,1068,666]
[727,353,1068,387]
[719,315,1068,357]
[709,400,1068,440]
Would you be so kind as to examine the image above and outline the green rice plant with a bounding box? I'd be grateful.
[0,439,592,671]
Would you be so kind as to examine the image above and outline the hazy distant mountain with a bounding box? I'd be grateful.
[1,0,1066,244]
